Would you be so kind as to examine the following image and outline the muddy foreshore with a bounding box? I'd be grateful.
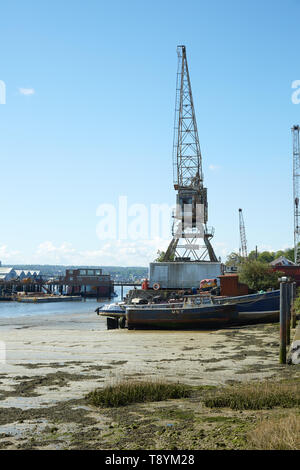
[0,311,299,449]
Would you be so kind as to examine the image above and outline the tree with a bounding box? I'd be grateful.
[155,250,174,262]
[257,251,275,264]
[282,247,294,262]
[238,260,284,292]
[225,252,243,266]
[247,250,258,261]
[274,250,285,259]
[231,246,297,265]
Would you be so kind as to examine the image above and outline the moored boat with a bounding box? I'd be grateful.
[213,290,280,324]
[126,296,237,330]
[97,290,280,330]
[17,295,82,303]
[95,302,126,318]
[95,302,127,329]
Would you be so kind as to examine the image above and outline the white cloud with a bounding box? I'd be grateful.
[19,88,35,96]
[0,244,21,262]
[213,241,230,259]
[6,238,287,267]
[34,241,77,264]
[24,239,168,266]
[32,238,238,266]
[256,244,277,252]
[208,164,220,171]
[0,239,169,266]
[79,238,169,266]
[0,238,239,266]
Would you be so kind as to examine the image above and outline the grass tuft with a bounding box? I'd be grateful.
[248,413,300,450]
[86,380,191,408]
[204,381,300,410]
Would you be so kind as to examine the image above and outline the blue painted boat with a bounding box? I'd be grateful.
[126,300,237,330]
[213,290,280,324]
[126,290,280,330]
[97,291,280,330]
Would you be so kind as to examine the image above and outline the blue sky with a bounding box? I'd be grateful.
[0,0,300,266]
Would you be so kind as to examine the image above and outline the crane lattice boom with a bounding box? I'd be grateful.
[293,125,300,264]
[163,46,217,262]
[173,46,203,188]
[239,208,247,259]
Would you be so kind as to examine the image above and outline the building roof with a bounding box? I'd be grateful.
[0,268,41,279]
[0,267,14,274]
[270,256,295,267]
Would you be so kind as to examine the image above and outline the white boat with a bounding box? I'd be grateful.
[95,302,125,317]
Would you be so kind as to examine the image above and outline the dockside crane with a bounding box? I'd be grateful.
[163,45,218,262]
[292,125,300,264]
[239,208,248,260]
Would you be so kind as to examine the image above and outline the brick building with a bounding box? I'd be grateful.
[63,268,113,297]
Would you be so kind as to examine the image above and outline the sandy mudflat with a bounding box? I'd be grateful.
[0,312,298,449]
[0,312,286,402]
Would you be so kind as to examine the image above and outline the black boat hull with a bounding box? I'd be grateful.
[214,290,280,325]
[126,304,237,330]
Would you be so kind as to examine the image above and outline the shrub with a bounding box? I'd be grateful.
[204,381,300,410]
[238,261,284,292]
[248,414,300,450]
[87,380,191,407]
[292,288,300,315]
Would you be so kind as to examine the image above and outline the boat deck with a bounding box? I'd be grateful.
[17,295,82,303]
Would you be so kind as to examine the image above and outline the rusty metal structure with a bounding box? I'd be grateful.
[238,208,247,259]
[0,268,114,299]
[292,125,300,264]
[50,268,113,297]
[163,45,217,262]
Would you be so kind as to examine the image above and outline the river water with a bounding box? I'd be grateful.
[0,286,132,319]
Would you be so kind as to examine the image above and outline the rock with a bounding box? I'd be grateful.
[289,340,300,364]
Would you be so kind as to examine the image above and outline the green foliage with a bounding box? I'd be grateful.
[86,380,191,407]
[155,250,165,262]
[292,288,300,314]
[282,247,295,262]
[225,247,296,266]
[257,251,275,263]
[155,250,174,262]
[238,260,284,291]
[247,250,258,261]
[225,252,243,266]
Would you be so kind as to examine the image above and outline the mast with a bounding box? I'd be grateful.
[292,125,300,264]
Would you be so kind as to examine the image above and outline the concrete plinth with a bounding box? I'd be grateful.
[149,261,222,290]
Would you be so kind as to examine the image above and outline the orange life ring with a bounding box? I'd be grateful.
[153,283,160,290]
